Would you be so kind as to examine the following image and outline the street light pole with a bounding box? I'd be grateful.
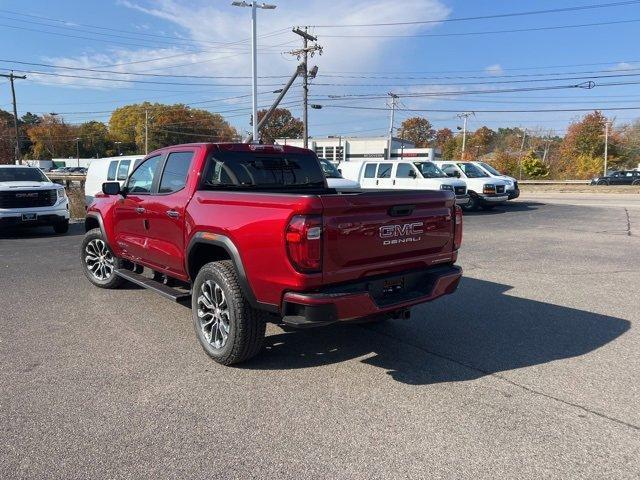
[457,112,473,160]
[232,1,277,143]
[604,120,612,177]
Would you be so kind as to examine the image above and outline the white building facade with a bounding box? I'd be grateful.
[275,136,441,163]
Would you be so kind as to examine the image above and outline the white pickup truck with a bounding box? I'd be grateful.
[338,160,469,205]
[0,165,70,233]
[434,161,510,211]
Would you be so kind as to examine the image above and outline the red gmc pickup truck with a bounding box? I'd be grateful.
[82,143,463,365]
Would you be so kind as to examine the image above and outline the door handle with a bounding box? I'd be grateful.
[376,180,379,185]
[136,207,145,214]
[166,210,180,219]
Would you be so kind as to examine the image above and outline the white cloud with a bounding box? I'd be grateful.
[484,64,504,76]
[612,62,635,71]
[41,0,451,89]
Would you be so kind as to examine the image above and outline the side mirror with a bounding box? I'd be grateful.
[409,170,417,178]
[102,181,122,196]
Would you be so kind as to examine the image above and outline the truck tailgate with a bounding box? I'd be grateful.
[320,190,456,285]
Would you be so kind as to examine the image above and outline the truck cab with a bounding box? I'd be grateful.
[434,161,509,211]
[338,160,469,206]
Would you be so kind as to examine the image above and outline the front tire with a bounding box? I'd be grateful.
[632,179,640,186]
[597,180,608,185]
[80,228,124,289]
[462,194,480,212]
[53,219,69,234]
[192,261,266,365]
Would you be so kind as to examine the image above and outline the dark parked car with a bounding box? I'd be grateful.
[591,170,640,185]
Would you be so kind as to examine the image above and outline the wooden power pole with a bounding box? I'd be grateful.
[1,72,27,164]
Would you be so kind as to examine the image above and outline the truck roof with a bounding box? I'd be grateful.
[147,142,314,156]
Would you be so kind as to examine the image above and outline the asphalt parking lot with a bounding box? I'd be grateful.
[1,195,639,479]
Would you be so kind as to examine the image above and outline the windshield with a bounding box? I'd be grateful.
[202,152,326,189]
[0,167,48,183]
[457,163,489,178]
[478,162,501,176]
[319,158,342,179]
[413,161,447,178]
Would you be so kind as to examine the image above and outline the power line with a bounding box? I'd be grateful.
[321,105,640,113]
[317,18,640,38]
[310,0,640,27]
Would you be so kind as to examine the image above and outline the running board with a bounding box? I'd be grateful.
[114,269,191,302]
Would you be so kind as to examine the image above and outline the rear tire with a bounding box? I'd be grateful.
[632,179,640,186]
[80,228,124,289]
[53,219,69,234]
[192,260,266,366]
[597,180,608,185]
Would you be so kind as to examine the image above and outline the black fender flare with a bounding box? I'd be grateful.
[186,232,278,313]
[85,212,107,238]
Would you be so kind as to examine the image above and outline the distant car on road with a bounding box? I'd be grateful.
[591,170,640,186]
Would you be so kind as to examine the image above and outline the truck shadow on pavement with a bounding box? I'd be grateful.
[463,201,544,216]
[247,277,630,385]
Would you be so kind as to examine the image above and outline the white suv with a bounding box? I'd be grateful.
[434,161,509,211]
[471,161,520,200]
[0,165,70,233]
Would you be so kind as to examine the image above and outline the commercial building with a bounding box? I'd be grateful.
[275,136,441,163]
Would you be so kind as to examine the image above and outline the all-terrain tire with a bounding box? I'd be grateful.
[192,260,267,366]
[462,194,480,212]
[80,228,125,289]
[597,179,608,185]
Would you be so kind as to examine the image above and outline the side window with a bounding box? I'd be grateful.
[441,164,457,175]
[364,163,377,178]
[127,155,162,194]
[117,160,131,181]
[396,163,416,178]
[107,161,118,181]
[159,152,194,194]
[377,163,392,178]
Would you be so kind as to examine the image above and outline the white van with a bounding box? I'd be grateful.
[85,155,144,206]
[433,161,509,211]
[338,160,469,205]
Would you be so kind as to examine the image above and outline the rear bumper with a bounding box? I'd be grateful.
[281,265,462,327]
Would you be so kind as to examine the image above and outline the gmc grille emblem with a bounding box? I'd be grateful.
[380,222,424,245]
[16,192,38,198]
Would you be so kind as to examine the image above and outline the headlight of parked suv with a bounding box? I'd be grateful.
[483,184,496,194]
[440,184,453,191]
[57,188,67,199]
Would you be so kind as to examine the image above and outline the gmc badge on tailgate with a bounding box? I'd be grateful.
[379,222,424,245]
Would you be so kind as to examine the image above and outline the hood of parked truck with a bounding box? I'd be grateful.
[439,177,467,188]
[0,181,57,190]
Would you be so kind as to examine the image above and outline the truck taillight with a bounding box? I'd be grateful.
[454,205,463,250]
[286,215,322,273]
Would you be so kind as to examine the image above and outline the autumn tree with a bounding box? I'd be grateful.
[434,128,453,150]
[399,117,435,147]
[109,102,238,153]
[26,114,77,159]
[489,150,519,177]
[468,126,496,157]
[0,110,14,164]
[257,108,303,143]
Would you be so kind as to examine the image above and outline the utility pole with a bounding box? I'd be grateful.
[232,1,277,143]
[387,93,399,160]
[457,112,473,160]
[518,128,528,180]
[145,109,149,154]
[290,27,322,148]
[604,120,612,177]
[75,137,81,167]
[1,72,27,164]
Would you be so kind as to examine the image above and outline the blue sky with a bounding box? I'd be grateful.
[2,0,640,139]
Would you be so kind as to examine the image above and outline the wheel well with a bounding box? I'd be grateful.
[187,243,232,281]
[85,216,100,232]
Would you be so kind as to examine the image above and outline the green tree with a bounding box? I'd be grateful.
[399,117,435,147]
[257,108,303,143]
[521,150,549,178]
[78,121,111,158]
